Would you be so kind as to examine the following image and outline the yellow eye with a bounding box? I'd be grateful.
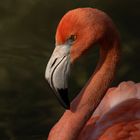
[68,35,77,42]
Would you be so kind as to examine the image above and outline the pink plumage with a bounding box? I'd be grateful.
[46,8,140,140]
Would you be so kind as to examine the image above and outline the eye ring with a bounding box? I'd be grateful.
[68,35,77,42]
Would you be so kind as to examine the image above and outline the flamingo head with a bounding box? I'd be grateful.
[45,8,111,109]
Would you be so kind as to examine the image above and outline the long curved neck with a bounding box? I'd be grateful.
[48,34,120,140]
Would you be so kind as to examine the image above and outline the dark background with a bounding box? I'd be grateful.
[0,0,139,139]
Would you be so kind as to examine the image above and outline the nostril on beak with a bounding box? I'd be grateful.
[51,58,57,68]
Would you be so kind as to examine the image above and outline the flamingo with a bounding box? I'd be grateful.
[45,8,140,140]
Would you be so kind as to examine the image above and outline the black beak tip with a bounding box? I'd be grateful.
[57,88,70,110]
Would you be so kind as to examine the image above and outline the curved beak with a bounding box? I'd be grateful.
[45,45,71,109]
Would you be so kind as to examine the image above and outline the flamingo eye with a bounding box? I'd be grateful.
[68,35,77,43]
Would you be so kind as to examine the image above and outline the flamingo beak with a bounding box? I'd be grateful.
[45,45,71,109]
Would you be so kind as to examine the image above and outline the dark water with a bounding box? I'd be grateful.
[0,0,139,139]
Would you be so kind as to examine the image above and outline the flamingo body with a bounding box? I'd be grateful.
[79,81,140,139]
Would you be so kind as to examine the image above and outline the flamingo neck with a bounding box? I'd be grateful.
[48,37,120,140]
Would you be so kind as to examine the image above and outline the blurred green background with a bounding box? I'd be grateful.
[0,0,139,139]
